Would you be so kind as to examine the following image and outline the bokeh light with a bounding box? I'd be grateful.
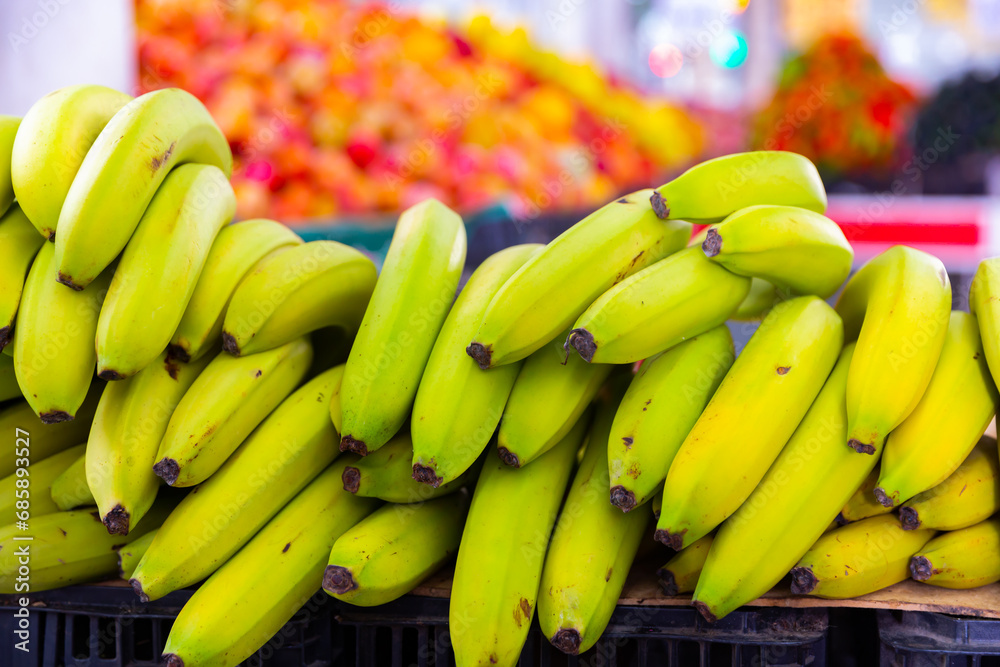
[710,31,749,68]
[649,44,684,78]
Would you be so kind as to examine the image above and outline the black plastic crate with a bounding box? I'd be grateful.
[879,610,1000,667]
[0,585,338,667]
[334,596,829,667]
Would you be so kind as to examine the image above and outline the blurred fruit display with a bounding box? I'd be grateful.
[134,0,703,223]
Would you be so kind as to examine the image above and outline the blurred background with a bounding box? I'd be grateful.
[2,0,1000,269]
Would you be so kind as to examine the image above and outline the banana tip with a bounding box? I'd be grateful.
[649,191,670,219]
[97,368,127,382]
[162,653,184,667]
[323,565,358,595]
[609,486,636,512]
[702,228,722,257]
[165,344,191,364]
[789,566,818,595]
[103,505,131,536]
[342,466,361,493]
[496,446,520,468]
[39,410,73,424]
[340,435,368,456]
[566,329,596,363]
[910,555,934,581]
[873,487,895,508]
[692,600,717,623]
[221,331,241,357]
[899,506,921,530]
[55,272,85,291]
[847,438,876,455]
[412,463,443,488]
[466,342,492,370]
[152,458,180,486]
[129,578,150,603]
[653,528,686,551]
[550,628,582,655]
[657,571,679,597]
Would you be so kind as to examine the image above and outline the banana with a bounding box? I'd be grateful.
[608,326,734,511]
[450,413,586,667]
[0,204,46,350]
[655,296,843,550]
[118,529,157,580]
[971,258,1000,392]
[836,245,951,454]
[161,460,379,667]
[693,344,883,621]
[340,199,466,456]
[96,164,235,380]
[342,431,477,502]
[0,393,98,478]
[790,514,935,599]
[910,517,1000,589]
[496,331,612,467]
[538,385,647,656]
[11,84,132,239]
[0,115,20,217]
[651,490,662,520]
[654,151,827,222]
[565,247,750,364]
[0,444,84,520]
[658,534,714,596]
[88,350,212,534]
[222,240,377,356]
[50,450,94,510]
[412,244,542,487]
[837,465,892,524]
[899,439,1000,531]
[324,494,467,607]
[0,499,171,593]
[168,220,302,362]
[130,365,343,602]
[874,312,998,507]
[701,205,852,298]
[468,191,690,369]
[732,278,789,321]
[0,355,19,402]
[154,338,313,487]
[54,88,233,290]
[14,243,113,422]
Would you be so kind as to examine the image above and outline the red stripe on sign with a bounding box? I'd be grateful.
[837,223,979,246]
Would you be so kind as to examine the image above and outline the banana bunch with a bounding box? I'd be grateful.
[656,296,843,550]
[0,444,84,520]
[658,534,714,597]
[837,466,892,524]
[0,115,20,217]
[0,204,45,350]
[340,199,466,456]
[0,396,97,477]
[50,451,93,510]
[910,517,1000,589]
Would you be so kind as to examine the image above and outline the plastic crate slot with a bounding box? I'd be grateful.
[71,614,90,659]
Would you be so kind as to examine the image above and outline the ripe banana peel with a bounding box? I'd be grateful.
[658,534,714,596]
[910,517,1000,589]
[50,451,94,510]
[0,443,85,520]
[0,394,98,478]
[0,204,46,350]
[971,258,1000,391]
[0,115,20,217]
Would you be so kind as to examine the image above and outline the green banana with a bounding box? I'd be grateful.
[837,465,892,524]
[11,84,132,239]
[54,88,232,290]
[411,244,542,487]
[450,413,586,667]
[88,350,212,534]
[608,326,734,511]
[130,365,343,602]
[95,164,235,380]
[0,444,84,520]
[0,394,98,478]
[161,460,378,667]
[658,534,714,596]
[654,151,827,222]
[340,199,466,456]
[970,258,1000,395]
[790,514,935,599]
[222,240,377,357]
[693,344,883,621]
[874,311,998,507]
[324,494,466,607]
[0,204,45,350]
[50,450,93,510]
[565,246,750,364]
[468,190,691,369]
[168,219,302,362]
[655,296,843,550]
[118,529,157,580]
[14,243,113,422]
[910,517,1000,589]
[899,440,1000,531]
[836,245,951,454]
[0,355,19,402]
[0,116,20,216]
[154,337,313,487]
[732,278,789,321]
[497,331,612,467]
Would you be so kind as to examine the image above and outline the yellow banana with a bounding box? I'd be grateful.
[14,243,113,422]
[340,199,466,456]
[836,245,951,454]
[970,258,1000,393]
[11,84,132,239]
[731,278,790,321]
[790,514,935,599]
[899,440,1000,531]
[656,296,843,550]
[468,190,691,369]
[154,338,313,487]
[342,431,477,502]
[0,115,19,217]
[654,151,827,222]
[222,240,377,357]
[875,311,998,507]
[54,88,232,290]
[95,164,235,380]
[412,244,541,487]
[658,534,714,596]
[0,204,45,350]
[50,450,93,510]
[497,331,612,468]
[910,517,1000,589]
[88,350,212,534]
[0,355,19,402]
[450,414,586,667]
[837,465,892,524]
[168,219,302,362]
[131,365,343,602]
[118,529,157,580]
[566,247,750,364]
[324,494,466,607]
[161,460,378,667]
[608,326,734,511]
[0,394,98,478]
[0,444,84,520]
